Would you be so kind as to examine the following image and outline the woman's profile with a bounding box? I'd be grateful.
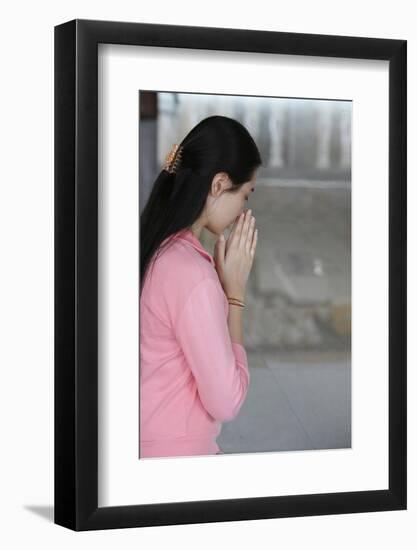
[140,115,262,458]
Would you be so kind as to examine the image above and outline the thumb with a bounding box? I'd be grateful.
[215,233,226,266]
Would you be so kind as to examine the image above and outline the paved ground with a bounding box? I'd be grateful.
[217,350,351,454]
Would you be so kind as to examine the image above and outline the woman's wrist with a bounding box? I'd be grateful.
[227,295,245,344]
[229,301,245,308]
[225,289,246,302]
[227,294,246,308]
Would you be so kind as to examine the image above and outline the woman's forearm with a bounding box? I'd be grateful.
[227,302,245,345]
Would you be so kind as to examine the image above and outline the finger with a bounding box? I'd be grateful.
[250,228,258,258]
[214,233,226,266]
[231,211,245,246]
[241,209,252,247]
[226,215,240,244]
[231,212,242,231]
[246,216,256,254]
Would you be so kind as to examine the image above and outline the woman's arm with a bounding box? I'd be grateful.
[227,301,245,345]
[174,277,250,422]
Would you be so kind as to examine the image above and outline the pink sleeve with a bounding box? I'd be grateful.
[174,277,250,422]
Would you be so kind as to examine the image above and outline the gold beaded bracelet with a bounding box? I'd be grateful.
[228,297,245,307]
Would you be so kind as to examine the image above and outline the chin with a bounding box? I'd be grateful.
[207,227,223,237]
[207,223,231,237]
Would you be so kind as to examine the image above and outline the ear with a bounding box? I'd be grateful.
[211,172,231,198]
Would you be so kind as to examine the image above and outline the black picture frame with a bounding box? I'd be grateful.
[54,18,407,531]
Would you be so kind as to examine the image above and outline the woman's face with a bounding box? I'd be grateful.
[205,171,257,236]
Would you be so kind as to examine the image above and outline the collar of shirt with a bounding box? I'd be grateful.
[174,228,215,267]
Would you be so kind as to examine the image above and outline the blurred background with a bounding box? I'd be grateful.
[139,91,351,455]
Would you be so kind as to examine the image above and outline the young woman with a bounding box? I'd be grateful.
[140,115,262,458]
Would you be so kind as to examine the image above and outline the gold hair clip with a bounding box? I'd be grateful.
[163,143,183,174]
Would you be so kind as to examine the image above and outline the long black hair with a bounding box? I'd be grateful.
[140,115,262,295]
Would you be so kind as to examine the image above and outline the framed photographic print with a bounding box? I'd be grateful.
[54,19,407,531]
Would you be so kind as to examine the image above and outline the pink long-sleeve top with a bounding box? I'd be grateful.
[139,228,250,458]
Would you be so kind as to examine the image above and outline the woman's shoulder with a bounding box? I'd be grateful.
[143,238,222,323]
[143,237,216,296]
[155,237,216,285]
[141,240,228,326]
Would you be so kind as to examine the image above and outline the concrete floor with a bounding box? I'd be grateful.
[217,351,351,454]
